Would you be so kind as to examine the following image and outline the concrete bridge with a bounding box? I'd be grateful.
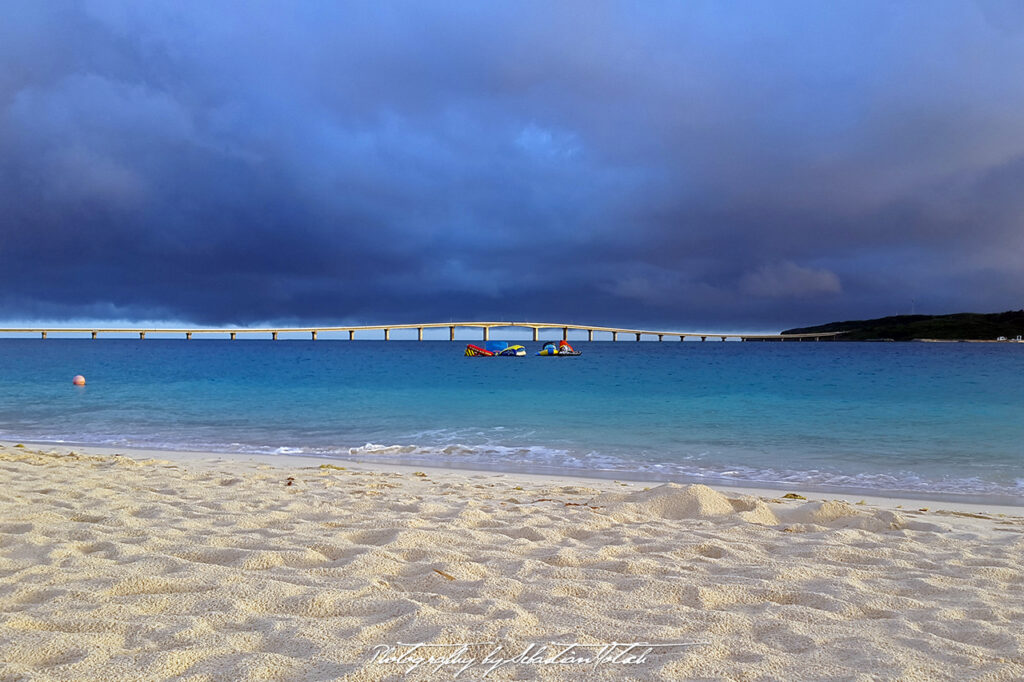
[0,322,843,342]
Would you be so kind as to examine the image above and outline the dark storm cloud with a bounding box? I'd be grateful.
[1,0,1022,330]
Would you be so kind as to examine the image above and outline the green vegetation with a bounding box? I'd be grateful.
[783,310,1024,341]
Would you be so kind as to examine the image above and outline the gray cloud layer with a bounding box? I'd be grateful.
[1,1,1022,329]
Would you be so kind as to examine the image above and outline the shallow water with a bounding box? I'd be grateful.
[1,339,1022,501]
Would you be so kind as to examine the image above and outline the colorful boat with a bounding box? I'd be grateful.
[537,340,581,356]
[466,341,525,356]
[468,341,569,357]
[557,340,581,356]
[537,342,559,356]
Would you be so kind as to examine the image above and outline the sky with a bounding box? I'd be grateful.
[1,1,1023,332]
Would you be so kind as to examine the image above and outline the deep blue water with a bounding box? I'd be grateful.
[1,339,1022,502]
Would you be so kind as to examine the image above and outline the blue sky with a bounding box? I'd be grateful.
[1,1,1022,331]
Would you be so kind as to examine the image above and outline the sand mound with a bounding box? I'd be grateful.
[780,500,906,531]
[727,494,780,525]
[591,483,734,520]
[590,483,779,524]
[589,486,949,533]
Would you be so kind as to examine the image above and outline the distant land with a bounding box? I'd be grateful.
[782,310,1024,341]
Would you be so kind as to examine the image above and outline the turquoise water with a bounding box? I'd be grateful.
[1,339,1022,502]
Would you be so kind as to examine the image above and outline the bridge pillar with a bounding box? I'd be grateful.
[139,332,145,340]
[230,332,236,341]
[720,336,726,342]
[449,326,455,341]
[311,331,317,340]
[588,329,593,342]
[701,336,706,342]
[562,327,568,340]
[186,332,192,340]
[91,331,97,340]
[483,327,489,341]
[612,331,618,341]
[635,332,641,341]
[41,331,47,340]
[532,328,539,342]
[272,332,278,341]
[349,330,355,340]
[680,335,685,341]
[417,327,423,341]
[384,328,390,341]
[658,334,663,342]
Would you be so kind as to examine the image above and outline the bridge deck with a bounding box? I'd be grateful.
[0,322,843,341]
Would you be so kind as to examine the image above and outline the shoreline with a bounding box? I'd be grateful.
[5,439,1023,516]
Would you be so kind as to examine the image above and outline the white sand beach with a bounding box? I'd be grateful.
[1,443,1022,681]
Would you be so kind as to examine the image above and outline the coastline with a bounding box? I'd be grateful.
[5,440,1023,514]
[1,442,1022,680]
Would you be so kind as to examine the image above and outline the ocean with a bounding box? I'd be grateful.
[1,338,1022,503]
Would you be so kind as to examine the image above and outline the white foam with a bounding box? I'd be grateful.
[4,431,1023,502]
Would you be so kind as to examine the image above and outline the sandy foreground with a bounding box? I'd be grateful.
[0,444,1022,681]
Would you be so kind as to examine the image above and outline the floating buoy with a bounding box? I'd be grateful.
[72,375,86,386]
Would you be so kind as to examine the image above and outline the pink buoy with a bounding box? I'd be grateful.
[72,375,86,386]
